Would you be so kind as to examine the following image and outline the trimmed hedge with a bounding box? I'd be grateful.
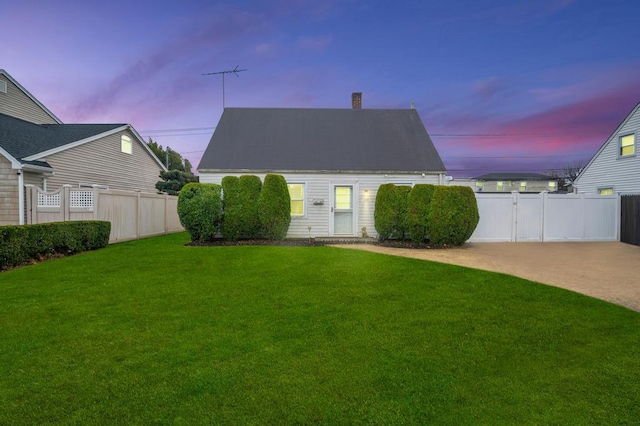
[406,184,436,243]
[427,186,480,246]
[178,183,222,242]
[374,184,399,240]
[237,175,263,239]
[221,176,242,240]
[374,184,411,239]
[258,174,291,240]
[0,221,111,270]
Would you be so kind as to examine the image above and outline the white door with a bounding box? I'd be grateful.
[333,185,354,235]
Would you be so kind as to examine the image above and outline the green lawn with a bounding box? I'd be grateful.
[0,233,638,424]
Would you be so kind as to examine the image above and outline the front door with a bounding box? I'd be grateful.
[333,185,354,235]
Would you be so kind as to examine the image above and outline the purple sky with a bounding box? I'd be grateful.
[2,0,639,177]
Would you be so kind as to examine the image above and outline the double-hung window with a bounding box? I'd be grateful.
[287,183,305,216]
[620,134,635,157]
[496,181,504,191]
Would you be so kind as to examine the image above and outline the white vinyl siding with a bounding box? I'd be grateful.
[200,172,441,238]
[575,104,640,194]
[43,129,162,193]
[0,75,59,124]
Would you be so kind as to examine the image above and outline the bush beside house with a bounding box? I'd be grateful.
[0,221,110,270]
[177,183,222,242]
[258,174,291,240]
[406,184,437,243]
[237,175,263,239]
[178,175,290,243]
[375,184,479,246]
[427,186,479,246]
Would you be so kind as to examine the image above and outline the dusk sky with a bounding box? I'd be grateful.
[2,0,639,177]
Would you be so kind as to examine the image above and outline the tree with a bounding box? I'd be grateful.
[553,160,586,191]
[148,138,197,195]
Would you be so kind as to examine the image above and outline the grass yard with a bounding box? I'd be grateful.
[0,233,638,424]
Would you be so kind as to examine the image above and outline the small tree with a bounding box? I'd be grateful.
[177,183,222,242]
[406,184,436,243]
[258,174,291,240]
[155,170,198,196]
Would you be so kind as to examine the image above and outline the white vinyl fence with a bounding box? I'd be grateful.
[470,192,619,242]
[25,185,184,243]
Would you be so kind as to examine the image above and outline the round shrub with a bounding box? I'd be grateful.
[258,174,291,240]
[221,176,241,240]
[238,175,263,239]
[427,185,479,246]
[177,183,222,242]
[406,184,436,243]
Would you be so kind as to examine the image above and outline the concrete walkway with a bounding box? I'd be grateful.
[333,242,640,312]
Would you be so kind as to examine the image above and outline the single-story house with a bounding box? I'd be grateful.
[0,69,166,225]
[574,102,640,195]
[474,172,559,193]
[197,93,447,238]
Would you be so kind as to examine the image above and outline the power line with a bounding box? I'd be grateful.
[141,126,216,133]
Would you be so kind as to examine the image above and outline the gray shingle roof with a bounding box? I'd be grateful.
[198,108,446,173]
[475,172,553,181]
[0,113,124,166]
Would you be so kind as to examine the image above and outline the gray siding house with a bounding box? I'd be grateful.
[474,172,559,193]
[574,102,640,195]
[198,95,447,238]
[0,69,165,225]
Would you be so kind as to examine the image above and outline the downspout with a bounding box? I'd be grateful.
[17,170,24,225]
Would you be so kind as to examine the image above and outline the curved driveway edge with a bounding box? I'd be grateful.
[332,242,640,312]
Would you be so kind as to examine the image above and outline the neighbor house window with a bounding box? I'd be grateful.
[598,188,613,195]
[497,181,504,191]
[620,134,635,157]
[475,181,483,191]
[287,183,305,216]
[121,135,132,154]
[520,181,527,191]
[548,181,557,191]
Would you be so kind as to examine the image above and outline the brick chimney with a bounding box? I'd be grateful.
[352,92,362,109]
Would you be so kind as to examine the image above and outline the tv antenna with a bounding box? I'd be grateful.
[202,65,247,108]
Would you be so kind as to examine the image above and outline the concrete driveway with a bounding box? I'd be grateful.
[333,242,640,312]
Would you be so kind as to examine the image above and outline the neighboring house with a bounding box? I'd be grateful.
[474,172,558,193]
[198,93,447,238]
[574,102,640,195]
[0,69,165,225]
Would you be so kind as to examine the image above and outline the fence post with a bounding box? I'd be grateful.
[62,185,72,221]
[541,191,547,242]
[511,191,518,242]
[164,193,169,234]
[92,186,101,220]
[136,191,141,240]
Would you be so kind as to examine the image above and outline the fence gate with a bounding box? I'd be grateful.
[621,195,640,246]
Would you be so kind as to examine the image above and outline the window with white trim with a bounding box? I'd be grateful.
[619,134,635,157]
[0,80,7,94]
[287,183,305,216]
[497,181,504,191]
[598,188,613,195]
[548,181,557,191]
[121,135,132,154]
[519,181,527,191]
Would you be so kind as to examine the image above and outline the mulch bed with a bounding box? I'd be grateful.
[187,239,447,249]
